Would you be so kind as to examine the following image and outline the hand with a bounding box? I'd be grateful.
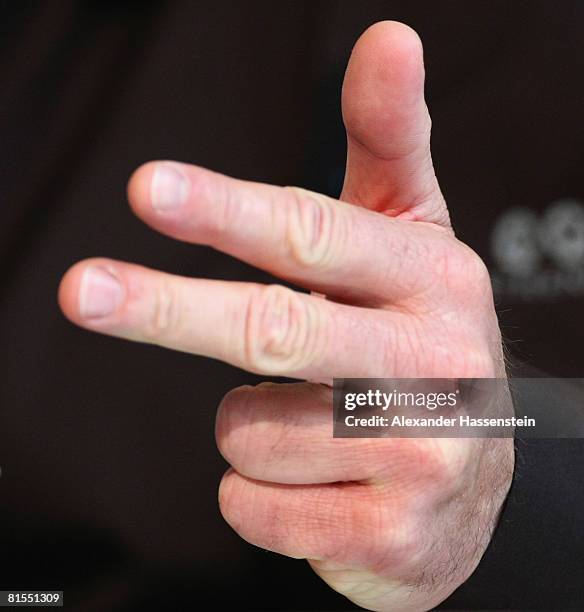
[59,21,514,611]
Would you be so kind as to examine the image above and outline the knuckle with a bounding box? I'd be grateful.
[431,241,460,282]
[199,173,244,242]
[434,240,493,303]
[458,330,497,375]
[341,488,420,568]
[422,439,470,487]
[244,284,324,373]
[144,280,180,342]
[375,511,423,571]
[387,439,463,491]
[430,336,495,378]
[458,244,493,295]
[458,343,496,377]
[283,186,338,269]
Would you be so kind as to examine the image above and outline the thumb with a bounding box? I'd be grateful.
[340,21,450,228]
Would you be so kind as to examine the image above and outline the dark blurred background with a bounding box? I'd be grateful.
[1,1,583,610]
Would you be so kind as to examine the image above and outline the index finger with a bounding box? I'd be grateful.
[128,162,451,306]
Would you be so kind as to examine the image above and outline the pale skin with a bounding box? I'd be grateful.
[59,21,514,612]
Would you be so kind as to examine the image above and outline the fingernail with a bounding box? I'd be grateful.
[151,162,189,211]
[79,266,124,319]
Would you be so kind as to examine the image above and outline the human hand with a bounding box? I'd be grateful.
[59,21,514,611]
